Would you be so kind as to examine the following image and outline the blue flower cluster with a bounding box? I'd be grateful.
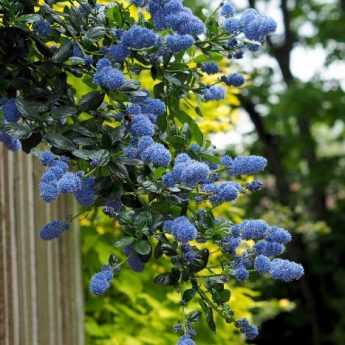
[166,34,195,53]
[223,73,245,87]
[40,220,69,240]
[223,8,277,42]
[163,153,210,187]
[202,182,241,204]
[0,132,21,151]
[39,151,96,207]
[221,155,267,176]
[2,98,21,122]
[202,86,225,101]
[201,62,219,75]
[177,335,195,345]
[235,318,259,340]
[93,58,125,90]
[121,25,158,49]
[221,220,304,283]
[89,266,113,295]
[164,216,198,243]
[147,0,205,36]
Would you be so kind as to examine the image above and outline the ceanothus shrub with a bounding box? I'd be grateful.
[0,0,302,343]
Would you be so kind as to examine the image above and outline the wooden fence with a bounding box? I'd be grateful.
[0,145,84,345]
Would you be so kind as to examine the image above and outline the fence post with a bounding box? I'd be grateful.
[0,145,84,345]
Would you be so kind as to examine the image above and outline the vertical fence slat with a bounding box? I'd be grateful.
[0,147,84,345]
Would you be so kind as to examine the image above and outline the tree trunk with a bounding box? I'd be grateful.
[0,145,84,345]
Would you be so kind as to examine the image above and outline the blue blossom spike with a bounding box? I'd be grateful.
[177,335,196,345]
[230,155,267,176]
[89,272,111,295]
[57,172,82,193]
[202,86,225,101]
[40,220,69,240]
[74,177,96,206]
[270,259,304,282]
[223,73,245,87]
[254,255,271,273]
[140,143,171,167]
[2,98,21,122]
[121,25,158,49]
[165,216,198,243]
[221,3,236,17]
[236,318,259,340]
[0,132,21,151]
[201,62,219,75]
[234,265,249,282]
[166,34,194,53]
[130,115,155,137]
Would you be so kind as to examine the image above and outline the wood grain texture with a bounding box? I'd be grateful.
[0,146,84,345]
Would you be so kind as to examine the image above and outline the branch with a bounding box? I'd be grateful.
[238,95,289,204]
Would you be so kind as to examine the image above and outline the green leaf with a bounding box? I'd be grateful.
[175,110,203,146]
[46,133,76,150]
[113,237,135,248]
[89,150,111,166]
[182,288,197,305]
[79,91,105,112]
[52,41,73,63]
[133,240,151,256]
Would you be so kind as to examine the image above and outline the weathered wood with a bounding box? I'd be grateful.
[0,146,84,345]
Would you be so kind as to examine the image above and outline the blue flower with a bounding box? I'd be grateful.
[254,255,271,273]
[180,161,210,187]
[103,199,123,217]
[222,236,241,254]
[247,179,263,191]
[93,58,124,90]
[89,272,111,295]
[130,115,155,137]
[240,219,269,240]
[139,98,166,117]
[0,132,21,151]
[266,226,292,244]
[224,18,241,34]
[234,265,249,282]
[221,155,233,169]
[2,98,21,123]
[105,43,130,62]
[230,155,267,176]
[162,172,176,187]
[256,240,285,257]
[201,62,219,75]
[74,177,96,206]
[40,180,59,202]
[202,86,225,101]
[140,143,171,167]
[166,11,205,35]
[208,182,241,204]
[121,25,158,49]
[223,73,245,87]
[57,172,82,193]
[137,136,154,153]
[124,145,139,159]
[164,216,198,243]
[39,151,55,166]
[221,3,236,17]
[182,244,198,263]
[40,220,69,240]
[177,335,195,345]
[236,318,259,340]
[33,19,52,38]
[270,259,304,282]
[166,34,194,53]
